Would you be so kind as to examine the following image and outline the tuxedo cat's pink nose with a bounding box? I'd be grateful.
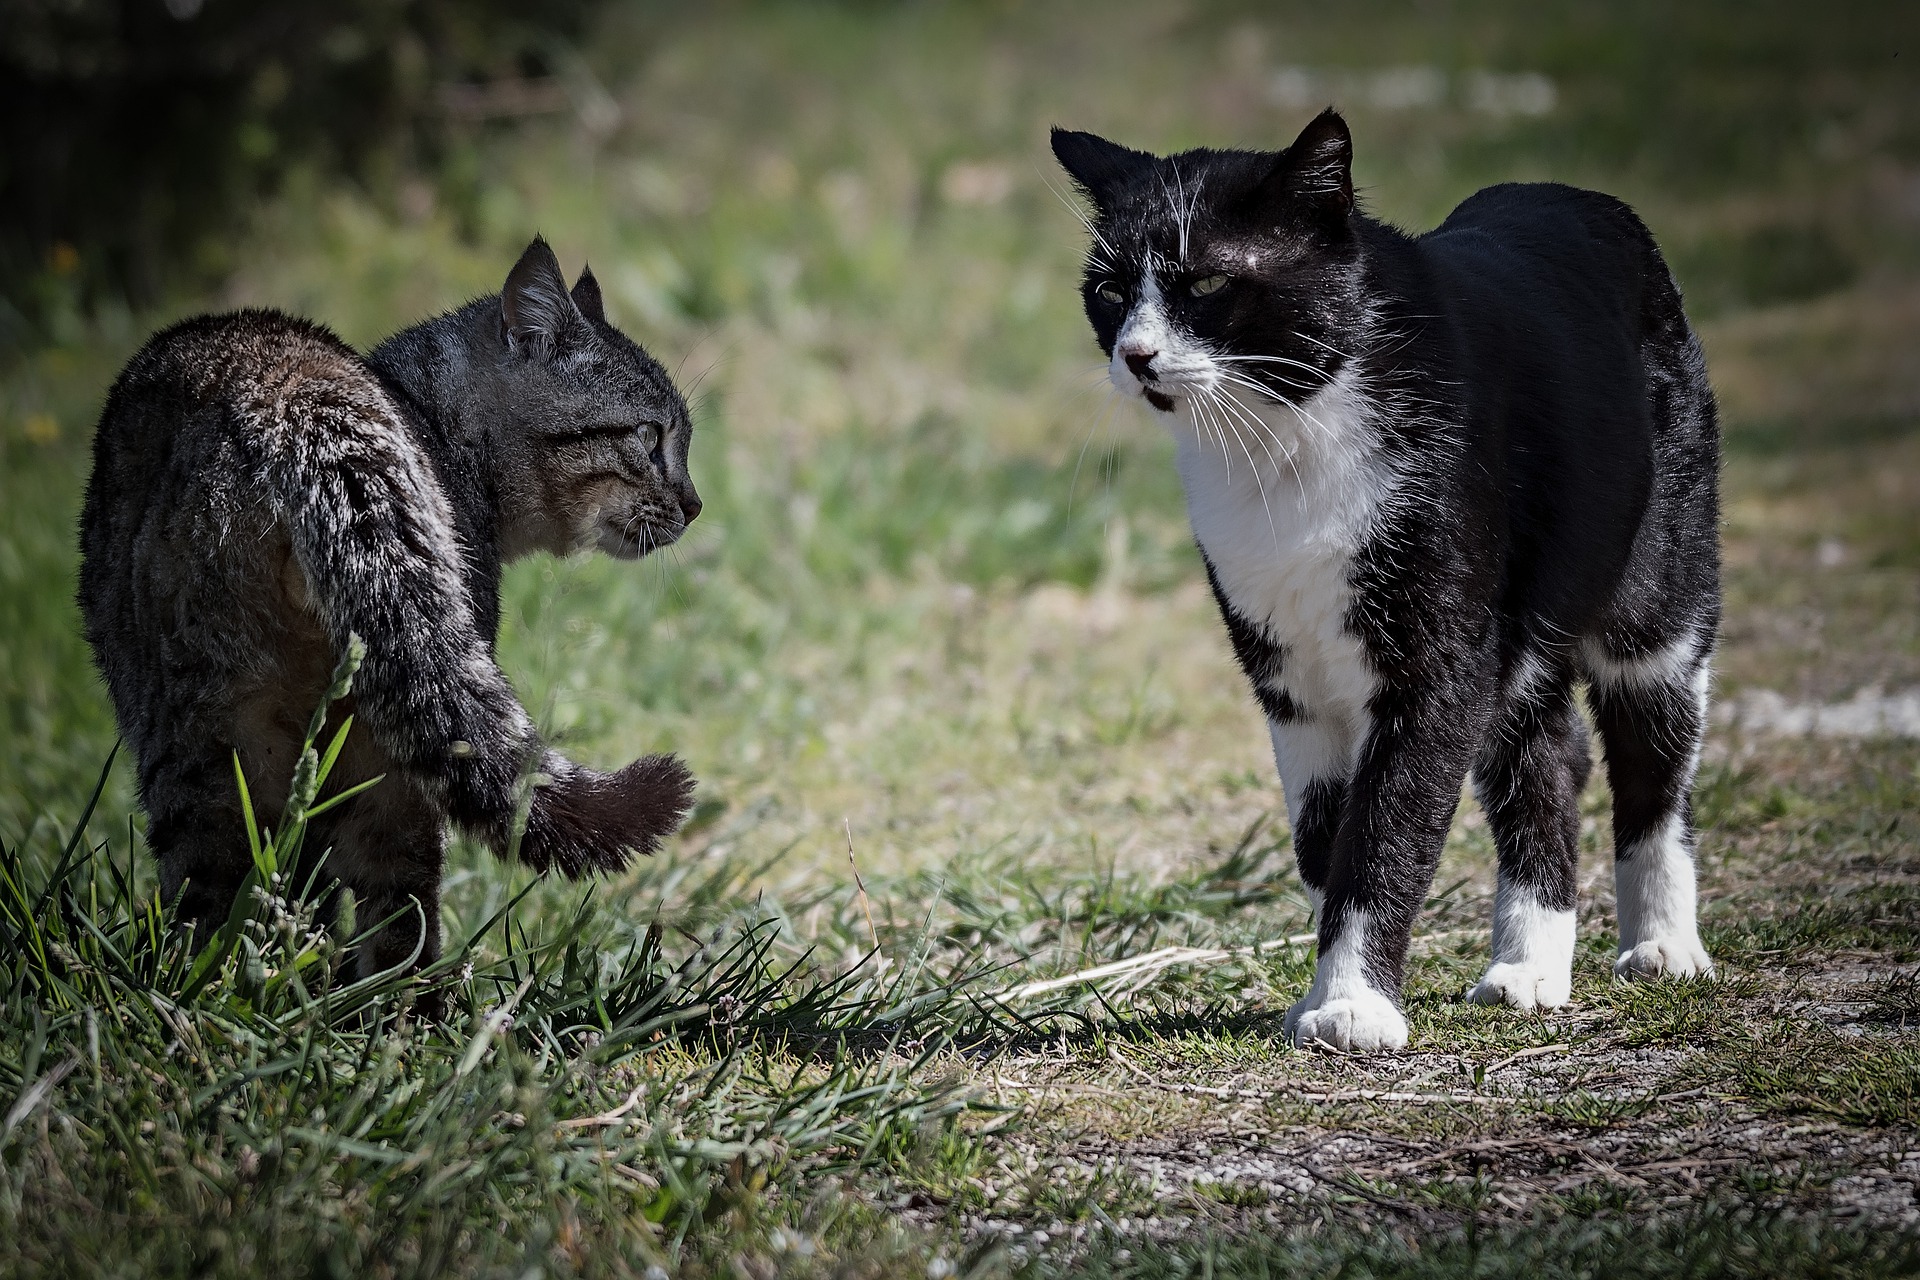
[1124,351,1158,381]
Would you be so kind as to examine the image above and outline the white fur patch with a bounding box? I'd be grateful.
[1109,269,1215,394]
[1505,648,1555,706]
[1285,908,1409,1051]
[1614,811,1714,981]
[1267,719,1358,825]
[1467,874,1576,1010]
[1580,630,1705,693]
[1174,368,1391,741]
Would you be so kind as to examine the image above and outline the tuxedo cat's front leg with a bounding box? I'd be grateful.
[1268,716,1360,917]
[1285,684,1491,1051]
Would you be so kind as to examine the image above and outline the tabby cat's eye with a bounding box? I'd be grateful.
[1189,274,1229,297]
[1096,283,1126,305]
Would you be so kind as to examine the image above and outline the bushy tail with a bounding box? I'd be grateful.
[239,372,694,875]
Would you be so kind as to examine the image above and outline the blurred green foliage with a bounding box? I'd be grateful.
[0,0,605,350]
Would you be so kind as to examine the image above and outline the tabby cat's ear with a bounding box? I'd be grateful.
[1051,127,1154,208]
[1250,109,1354,233]
[571,265,605,325]
[501,237,581,360]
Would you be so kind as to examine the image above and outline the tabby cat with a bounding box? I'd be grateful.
[80,238,699,976]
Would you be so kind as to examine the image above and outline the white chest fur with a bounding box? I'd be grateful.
[1169,370,1393,736]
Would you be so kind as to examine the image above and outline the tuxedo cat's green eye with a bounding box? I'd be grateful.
[1189,275,1229,297]
[1096,283,1126,305]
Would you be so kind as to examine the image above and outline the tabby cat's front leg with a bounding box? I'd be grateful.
[1284,684,1491,1052]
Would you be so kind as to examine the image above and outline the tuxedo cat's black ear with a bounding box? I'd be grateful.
[1051,127,1154,206]
[1251,109,1354,232]
[571,264,605,324]
[502,237,581,360]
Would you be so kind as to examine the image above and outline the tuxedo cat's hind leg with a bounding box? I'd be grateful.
[1466,656,1588,1010]
[1586,633,1715,981]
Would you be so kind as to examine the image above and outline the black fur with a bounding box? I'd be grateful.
[1055,112,1720,1046]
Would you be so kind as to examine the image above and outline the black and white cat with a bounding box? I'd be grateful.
[1053,110,1719,1051]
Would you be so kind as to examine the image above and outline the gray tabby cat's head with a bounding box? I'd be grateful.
[492,237,699,561]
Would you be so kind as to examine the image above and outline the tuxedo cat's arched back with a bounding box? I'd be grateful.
[1055,111,1721,1050]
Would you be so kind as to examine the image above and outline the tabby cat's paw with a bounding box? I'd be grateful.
[1466,961,1572,1011]
[1614,935,1715,982]
[1285,992,1409,1053]
[519,753,697,878]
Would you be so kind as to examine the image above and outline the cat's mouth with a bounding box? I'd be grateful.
[597,517,684,560]
[1113,361,1195,414]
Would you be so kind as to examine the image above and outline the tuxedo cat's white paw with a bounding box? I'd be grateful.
[1466,961,1572,1011]
[1471,886,1575,1010]
[1614,935,1714,981]
[1285,992,1409,1052]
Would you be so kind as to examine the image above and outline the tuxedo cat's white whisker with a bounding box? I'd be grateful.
[1216,353,1337,382]
[1205,389,1252,478]
[1203,386,1290,537]
[1070,385,1125,514]
[1213,369,1292,405]
[1292,331,1353,361]
[1162,163,1203,267]
[1199,391,1243,480]
[1201,386,1264,487]
[1217,351,1330,373]
[1205,380,1282,464]
[1217,366,1319,394]
[1188,389,1234,477]
[1279,389,1344,452]
[1039,167,1120,264]
[1213,382,1310,505]
[1214,364,1337,401]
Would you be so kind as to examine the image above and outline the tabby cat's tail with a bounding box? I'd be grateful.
[243,374,694,876]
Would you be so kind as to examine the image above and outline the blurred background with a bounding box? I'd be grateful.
[2,1,1915,904]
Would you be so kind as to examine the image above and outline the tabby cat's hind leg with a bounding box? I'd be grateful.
[1466,655,1589,1010]
[152,808,253,945]
[144,739,256,945]
[323,773,447,984]
[1586,634,1715,981]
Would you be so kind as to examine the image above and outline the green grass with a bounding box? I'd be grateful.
[5,0,1920,1275]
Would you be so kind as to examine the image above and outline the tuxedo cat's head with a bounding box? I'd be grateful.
[1052,110,1368,424]
[489,237,700,561]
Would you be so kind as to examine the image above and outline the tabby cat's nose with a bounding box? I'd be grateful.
[678,489,703,524]
[1124,351,1158,381]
